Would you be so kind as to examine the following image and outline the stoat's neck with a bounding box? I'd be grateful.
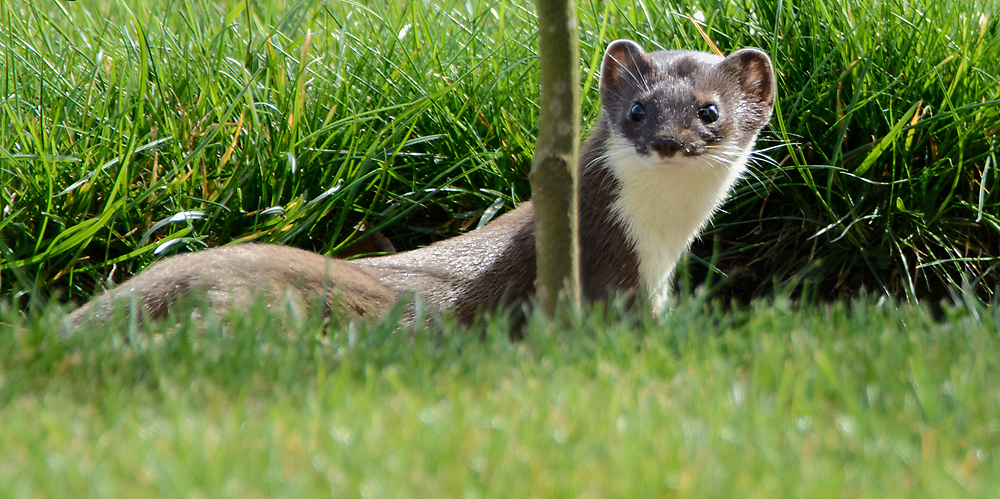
[607,136,752,312]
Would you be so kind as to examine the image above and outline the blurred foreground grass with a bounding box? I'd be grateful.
[2,296,1000,497]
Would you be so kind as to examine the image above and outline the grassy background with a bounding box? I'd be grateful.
[1,0,542,309]
[692,0,1000,304]
[3,296,1000,496]
[1,0,998,308]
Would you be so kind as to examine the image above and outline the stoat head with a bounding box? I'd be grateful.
[597,39,775,173]
[591,40,776,315]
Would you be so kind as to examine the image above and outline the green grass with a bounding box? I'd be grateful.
[0,0,541,307]
[1,0,998,306]
[690,0,1000,303]
[3,296,1000,497]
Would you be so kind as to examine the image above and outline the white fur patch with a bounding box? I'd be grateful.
[605,132,753,314]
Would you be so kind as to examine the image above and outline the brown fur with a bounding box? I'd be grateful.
[64,244,398,328]
[65,153,632,329]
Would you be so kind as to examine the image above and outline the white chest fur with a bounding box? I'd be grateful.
[606,133,753,314]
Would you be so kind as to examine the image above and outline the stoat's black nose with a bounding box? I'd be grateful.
[651,138,683,157]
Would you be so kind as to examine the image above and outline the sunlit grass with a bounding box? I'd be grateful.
[3,296,1000,496]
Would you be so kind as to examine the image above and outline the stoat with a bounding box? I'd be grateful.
[65,40,775,330]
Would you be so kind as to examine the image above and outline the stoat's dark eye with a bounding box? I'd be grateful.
[629,103,645,122]
[698,104,719,123]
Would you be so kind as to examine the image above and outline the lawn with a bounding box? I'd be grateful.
[2,0,1000,496]
[3,296,1000,497]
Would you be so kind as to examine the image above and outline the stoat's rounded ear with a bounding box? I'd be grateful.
[600,39,646,92]
[719,48,776,107]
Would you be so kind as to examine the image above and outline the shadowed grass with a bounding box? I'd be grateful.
[683,0,1000,303]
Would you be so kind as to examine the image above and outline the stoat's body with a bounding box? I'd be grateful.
[65,40,775,330]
